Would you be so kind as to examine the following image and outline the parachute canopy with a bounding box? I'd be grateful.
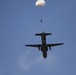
[35,0,45,7]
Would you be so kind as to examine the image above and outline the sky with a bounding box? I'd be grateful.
[0,0,76,75]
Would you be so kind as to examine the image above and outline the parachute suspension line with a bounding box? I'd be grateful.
[37,8,44,32]
[39,7,43,23]
[38,7,45,32]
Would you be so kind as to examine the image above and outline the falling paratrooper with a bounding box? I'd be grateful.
[35,0,46,23]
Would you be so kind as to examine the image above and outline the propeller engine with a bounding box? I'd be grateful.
[49,46,51,50]
[38,47,41,50]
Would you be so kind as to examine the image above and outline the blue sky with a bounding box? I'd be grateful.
[0,0,76,75]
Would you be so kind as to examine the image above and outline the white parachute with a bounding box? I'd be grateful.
[35,0,45,7]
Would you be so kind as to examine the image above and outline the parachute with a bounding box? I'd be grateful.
[35,0,45,23]
[35,0,45,7]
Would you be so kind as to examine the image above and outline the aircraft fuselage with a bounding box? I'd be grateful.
[41,33,48,58]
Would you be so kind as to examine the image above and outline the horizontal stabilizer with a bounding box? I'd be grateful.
[35,32,52,36]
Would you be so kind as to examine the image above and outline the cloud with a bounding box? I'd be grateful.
[16,50,59,71]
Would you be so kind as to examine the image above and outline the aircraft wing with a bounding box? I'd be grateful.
[25,44,41,47]
[47,43,64,47]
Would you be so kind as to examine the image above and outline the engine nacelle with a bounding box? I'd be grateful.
[38,47,41,50]
[49,46,51,50]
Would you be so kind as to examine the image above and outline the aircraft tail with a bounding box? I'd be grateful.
[35,32,52,36]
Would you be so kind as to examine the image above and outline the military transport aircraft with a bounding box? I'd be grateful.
[25,32,64,58]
